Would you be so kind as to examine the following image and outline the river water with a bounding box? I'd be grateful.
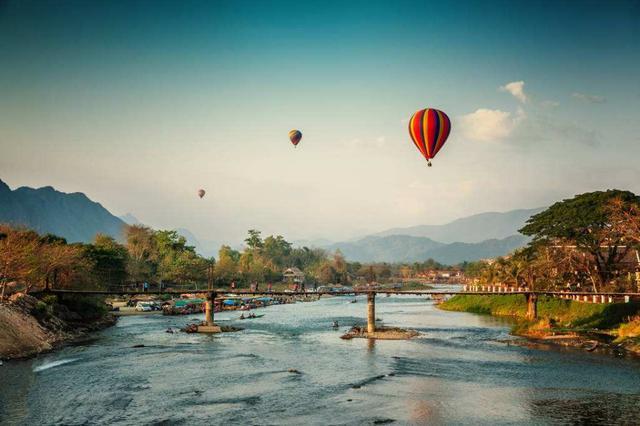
[2,292,640,425]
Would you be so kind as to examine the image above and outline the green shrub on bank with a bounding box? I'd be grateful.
[33,300,49,317]
[41,295,58,306]
[440,295,640,331]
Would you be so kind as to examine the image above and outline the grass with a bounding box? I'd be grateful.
[617,316,640,339]
[440,294,640,332]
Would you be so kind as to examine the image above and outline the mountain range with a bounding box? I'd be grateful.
[371,208,544,243]
[0,178,541,263]
[0,179,125,243]
[325,234,529,264]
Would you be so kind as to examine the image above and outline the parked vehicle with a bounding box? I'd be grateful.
[135,302,153,312]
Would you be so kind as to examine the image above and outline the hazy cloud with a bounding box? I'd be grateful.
[540,100,560,108]
[572,92,606,104]
[459,107,526,142]
[344,136,386,148]
[500,81,528,103]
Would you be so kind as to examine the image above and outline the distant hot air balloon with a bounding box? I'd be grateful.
[197,189,205,199]
[289,130,302,147]
[408,108,451,167]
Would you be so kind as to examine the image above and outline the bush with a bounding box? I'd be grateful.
[58,295,108,321]
[41,295,58,306]
[33,300,49,317]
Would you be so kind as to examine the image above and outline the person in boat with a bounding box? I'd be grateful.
[166,327,174,334]
[249,313,256,318]
[240,313,245,319]
[332,321,339,328]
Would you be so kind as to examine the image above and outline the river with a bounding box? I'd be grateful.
[2,292,640,425]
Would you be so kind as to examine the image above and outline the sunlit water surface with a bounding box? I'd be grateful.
[2,290,640,425]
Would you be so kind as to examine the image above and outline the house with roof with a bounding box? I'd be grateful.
[283,267,305,284]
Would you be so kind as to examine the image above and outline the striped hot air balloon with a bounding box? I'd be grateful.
[408,108,451,167]
[289,130,302,147]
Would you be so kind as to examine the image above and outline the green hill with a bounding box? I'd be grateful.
[0,179,125,243]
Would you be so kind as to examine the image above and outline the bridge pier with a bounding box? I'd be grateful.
[204,292,214,326]
[367,292,376,334]
[198,291,221,333]
[526,293,538,321]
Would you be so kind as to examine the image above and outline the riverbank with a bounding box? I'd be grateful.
[0,293,116,360]
[439,294,640,356]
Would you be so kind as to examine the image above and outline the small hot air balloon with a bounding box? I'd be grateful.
[408,108,451,167]
[289,129,302,147]
[197,189,205,199]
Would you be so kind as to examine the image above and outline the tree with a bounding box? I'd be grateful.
[263,235,292,268]
[124,225,158,283]
[332,250,348,284]
[0,226,40,298]
[84,234,129,289]
[316,261,336,284]
[520,190,640,292]
[38,242,92,291]
[245,229,263,251]
[215,245,240,285]
[608,197,640,247]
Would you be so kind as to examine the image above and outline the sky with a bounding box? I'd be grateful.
[1,0,639,247]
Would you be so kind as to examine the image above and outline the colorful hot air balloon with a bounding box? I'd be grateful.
[197,189,205,199]
[289,130,302,147]
[408,108,451,167]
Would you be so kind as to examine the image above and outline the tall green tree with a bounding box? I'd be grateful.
[84,234,129,289]
[215,245,240,285]
[245,229,264,251]
[520,190,640,291]
[263,235,292,268]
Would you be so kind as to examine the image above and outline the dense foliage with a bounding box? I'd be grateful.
[0,222,464,295]
[472,190,640,292]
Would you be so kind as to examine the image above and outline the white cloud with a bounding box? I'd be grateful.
[458,107,525,142]
[571,92,606,104]
[500,81,528,103]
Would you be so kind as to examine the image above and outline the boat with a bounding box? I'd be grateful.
[239,314,264,320]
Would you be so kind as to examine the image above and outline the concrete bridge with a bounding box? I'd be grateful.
[35,286,640,334]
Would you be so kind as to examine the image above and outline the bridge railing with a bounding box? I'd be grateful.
[462,284,638,304]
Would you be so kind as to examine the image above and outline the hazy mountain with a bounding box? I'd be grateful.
[175,228,221,258]
[0,179,125,243]
[292,238,334,248]
[421,235,529,264]
[119,213,142,225]
[373,208,544,243]
[120,213,219,257]
[326,234,529,264]
[327,235,445,263]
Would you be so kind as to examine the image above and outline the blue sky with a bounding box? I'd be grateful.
[1,0,639,247]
